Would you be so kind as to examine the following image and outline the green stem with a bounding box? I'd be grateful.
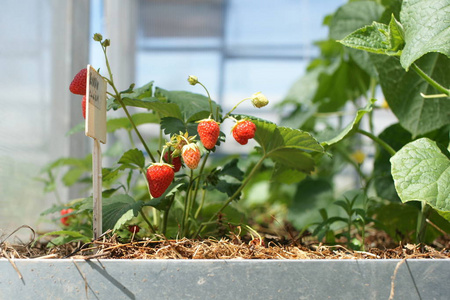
[181,170,195,236]
[223,97,252,120]
[100,43,156,163]
[357,129,396,156]
[161,195,175,236]
[194,156,266,237]
[192,152,210,204]
[410,63,450,96]
[416,202,431,245]
[198,82,214,118]
[194,189,207,219]
[140,208,156,234]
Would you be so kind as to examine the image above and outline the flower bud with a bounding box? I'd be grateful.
[103,39,111,47]
[188,75,199,86]
[93,33,103,42]
[251,92,269,108]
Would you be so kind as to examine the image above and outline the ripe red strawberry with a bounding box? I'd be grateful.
[128,225,140,234]
[182,143,201,169]
[82,96,87,119]
[163,151,182,172]
[146,163,174,198]
[232,120,256,145]
[69,68,88,95]
[60,208,74,226]
[197,119,220,150]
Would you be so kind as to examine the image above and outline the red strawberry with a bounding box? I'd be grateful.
[163,151,182,172]
[197,119,220,150]
[82,96,87,119]
[69,68,88,95]
[60,208,74,226]
[182,144,201,169]
[146,163,174,198]
[128,225,140,234]
[232,120,256,145]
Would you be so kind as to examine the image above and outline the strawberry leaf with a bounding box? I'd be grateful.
[253,120,324,173]
[101,194,143,232]
[118,148,145,170]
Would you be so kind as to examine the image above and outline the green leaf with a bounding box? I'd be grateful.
[372,53,450,136]
[155,88,220,122]
[160,117,198,137]
[253,120,324,174]
[400,0,450,70]
[390,138,450,211]
[107,113,160,132]
[320,98,376,146]
[121,97,183,120]
[339,22,394,55]
[373,124,413,202]
[101,194,143,231]
[118,148,146,170]
[329,1,385,40]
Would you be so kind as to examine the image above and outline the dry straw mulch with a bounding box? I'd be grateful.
[1,233,449,260]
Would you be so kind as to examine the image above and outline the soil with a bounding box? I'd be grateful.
[1,229,449,260]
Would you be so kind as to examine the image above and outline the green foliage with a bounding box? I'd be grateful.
[390,138,450,213]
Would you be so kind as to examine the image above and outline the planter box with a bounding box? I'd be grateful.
[1,259,449,299]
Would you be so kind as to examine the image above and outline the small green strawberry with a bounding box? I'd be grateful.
[182,143,201,169]
[232,120,256,145]
[197,119,220,150]
[69,68,88,95]
[146,163,174,198]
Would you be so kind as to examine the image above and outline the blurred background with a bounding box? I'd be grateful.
[2,0,400,240]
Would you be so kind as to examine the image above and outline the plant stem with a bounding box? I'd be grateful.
[161,195,175,235]
[416,202,431,246]
[100,43,156,163]
[140,208,156,234]
[198,82,214,118]
[357,129,396,156]
[223,98,252,120]
[181,169,195,236]
[194,156,265,237]
[410,63,450,97]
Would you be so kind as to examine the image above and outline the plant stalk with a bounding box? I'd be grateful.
[410,63,450,97]
[195,156,265,237]
[357,129,396,156]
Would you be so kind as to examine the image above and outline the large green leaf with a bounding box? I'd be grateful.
[253,120,323,174]
[319,98,376,146]
[390,138,450,212]
[400,0,450,70]
[102,194,144,231]
[371,53,450,136]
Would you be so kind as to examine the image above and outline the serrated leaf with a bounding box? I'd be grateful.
[118,148,145,169]
[271,165,307,184]
[155,88,220,122]
[160,117,198,137]
[219,158,244,181]
[372,53,450,136]
[390,138,450,211]
[122,97,183,120]
[320,99,376,146]
[400,0,450,70]
[102,194,143,231]
[253,120,323,174]
[339,22,395,55]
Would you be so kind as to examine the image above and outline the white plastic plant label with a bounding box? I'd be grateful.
[85,65,107,144]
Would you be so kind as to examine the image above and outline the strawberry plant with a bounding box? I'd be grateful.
[39,32,326,243]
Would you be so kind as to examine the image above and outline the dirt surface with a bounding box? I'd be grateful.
[1,229,449,260]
